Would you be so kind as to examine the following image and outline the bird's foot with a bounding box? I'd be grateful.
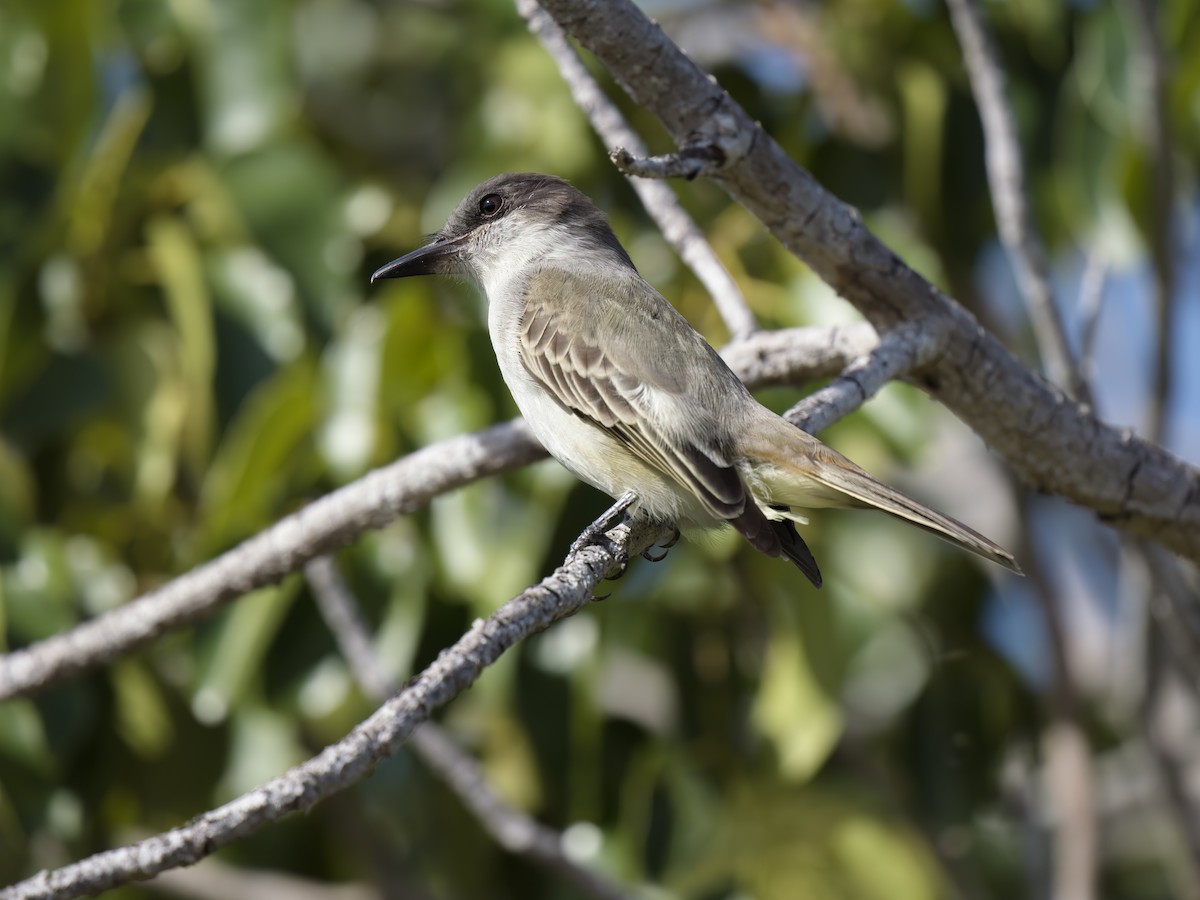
[569,491,637,559]
[641,528,680,562]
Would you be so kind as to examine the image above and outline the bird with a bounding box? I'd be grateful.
[371,173,1020,587]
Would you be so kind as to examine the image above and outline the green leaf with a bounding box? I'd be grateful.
[110,659,174,759]
[193,580,299,723]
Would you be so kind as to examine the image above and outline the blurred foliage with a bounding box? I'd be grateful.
[0,0,1197,898]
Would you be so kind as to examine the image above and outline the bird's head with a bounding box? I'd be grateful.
[370,173,633,286]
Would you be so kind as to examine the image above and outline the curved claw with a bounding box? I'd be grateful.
[642,546,670,562]
[604,558,629,580]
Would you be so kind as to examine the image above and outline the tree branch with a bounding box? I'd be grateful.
[946,0,1088,403]
[1,506,667,900]
[0,420,543,702]
[533,0,1200,560]
[0,324,865,702]
[304,556,634,900]
[1013,492,1098,900]
[518,0,759,340]
[784,320,939,435]
[3,320,964,896]
[1120,0,1177,445]
[1077,247,1109,386]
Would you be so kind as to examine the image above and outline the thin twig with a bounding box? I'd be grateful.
[0,324,865,702]
[1013,491,1097,900]
[1135,540,1200,884]
[303,556,634,900]
[609,145,724,181]
[784,321,940,434]
[1139,615,1200,890]
[518,0,759,339]
[0,419,544,701]
[1138,541,1200,704]
[1120,0,1177,444]
[1077,247,1110,385]
[945,0,1089,404]
[2,505,667,900]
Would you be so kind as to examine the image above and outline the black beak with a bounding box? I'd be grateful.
[370,233,468,283]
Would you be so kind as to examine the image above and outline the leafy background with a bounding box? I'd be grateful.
[1,0,1198,897]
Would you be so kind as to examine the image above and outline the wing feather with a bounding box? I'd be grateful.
[517,267,746,519]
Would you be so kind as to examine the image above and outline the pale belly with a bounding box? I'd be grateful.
[492,336,715,526]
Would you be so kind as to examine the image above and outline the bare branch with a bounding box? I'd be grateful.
[0,325,861,702]
[304,557,396,701]
[1042,722,1097,900]
[1015,492,1097,900]
[408,726,630,900]
[2,506,668,900]
[534,0,1200,561]
[784,321,940,435]
[1138,615,1200,887]
[719,322,877,387]
[946,0,1089,403]
[1120,0,1178,445]
[1139,541,1200,703]
[304,556,634,900]
[8,320,908,897]
[0,420,544,701]
[1077,248,1110,385]
[609,145,723,181]
[518,0,759,339]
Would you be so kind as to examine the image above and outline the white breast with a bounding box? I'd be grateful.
[480,269,715,526]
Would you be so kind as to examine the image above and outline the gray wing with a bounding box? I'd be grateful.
[517,267,746,519]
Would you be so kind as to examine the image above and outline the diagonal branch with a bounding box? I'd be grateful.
[533,0,1200,561]
[0,324,871,702]
[946,0,1089,403]
[304,557,634,900]
[5,321,921,897]
[0,419,543,702]
[784,320,940,435]
[518,0,759,340]
[1,507,667,900]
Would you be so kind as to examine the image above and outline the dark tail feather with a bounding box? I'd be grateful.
[729,503,823,589]
[772,519,822,588]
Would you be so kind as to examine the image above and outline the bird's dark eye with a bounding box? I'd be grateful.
[478,193,503,218]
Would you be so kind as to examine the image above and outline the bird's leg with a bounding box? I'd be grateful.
[569,491,638,560]
[641,527,681,562]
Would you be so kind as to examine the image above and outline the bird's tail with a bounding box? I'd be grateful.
[740,413,1022,575]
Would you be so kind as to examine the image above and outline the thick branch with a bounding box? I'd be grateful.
[0,325,865,701]
[2,510,666,900]
[534,0,1200,560]
[518,0,759,339]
